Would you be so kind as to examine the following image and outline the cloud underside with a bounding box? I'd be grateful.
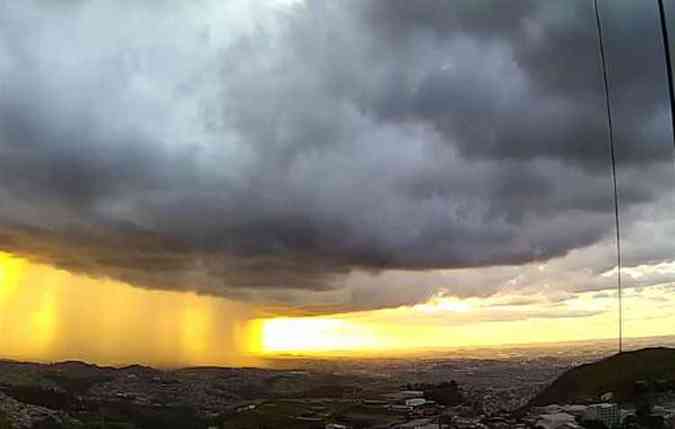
[0,0,674,313]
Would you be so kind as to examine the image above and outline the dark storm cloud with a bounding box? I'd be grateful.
[0,0,673,312]
[359,0,673,167]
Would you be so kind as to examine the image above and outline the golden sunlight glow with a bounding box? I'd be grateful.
[259,288,675,355]
[0,252,24,304]
[0,251,260,367]
[31,286,57,352]
[180,301,211,358]
[413,296,472,314]
[262,318,376,352]
[2,250,675,362]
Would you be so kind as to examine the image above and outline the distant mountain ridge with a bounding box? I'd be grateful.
[529,347,675,406]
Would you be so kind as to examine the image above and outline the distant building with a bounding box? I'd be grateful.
[651,406,675,429]
[534,405,565,415]
[362,399,388,406]
[390,404,412,412]
[406,398,427,408]
[400,390,425,399]
[384,390,426,404]
[535,412,581,429]
[395,418,435,429]
[583,403,619,428]
[235,404,256,413]
[562,405,588,417]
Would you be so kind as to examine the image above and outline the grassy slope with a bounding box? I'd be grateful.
[530,347,675,406]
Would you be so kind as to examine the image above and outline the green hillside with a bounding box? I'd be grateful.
[529,347,675,406]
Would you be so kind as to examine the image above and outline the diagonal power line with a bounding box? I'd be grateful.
[593,0,623,354]
[657,0,675,151]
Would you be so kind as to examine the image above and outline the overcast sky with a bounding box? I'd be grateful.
[0,0,674,315]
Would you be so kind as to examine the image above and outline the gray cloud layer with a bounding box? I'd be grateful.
[0,0,673,312]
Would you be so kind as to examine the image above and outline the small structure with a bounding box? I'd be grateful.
[650,406,675,429]
[582,403,619,428]
[395,418,435,429]
[390,404,412,412]
[535,412,581,429]
[562,405,588,417]
[362,399,388,407]
[405,398,427,408]
[400,390,425,399]
[235,404,256,413]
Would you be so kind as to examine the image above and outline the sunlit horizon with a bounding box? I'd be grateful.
[3,251,675,366]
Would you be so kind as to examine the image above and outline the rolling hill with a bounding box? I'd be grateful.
[529,347,675,406]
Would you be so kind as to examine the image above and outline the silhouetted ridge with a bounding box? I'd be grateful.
[529,347,675,406]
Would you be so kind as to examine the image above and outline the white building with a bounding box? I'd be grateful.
[562,405,588,417]
[399,390,424,398]
[405,398,427,408]
[535,412,581,429]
